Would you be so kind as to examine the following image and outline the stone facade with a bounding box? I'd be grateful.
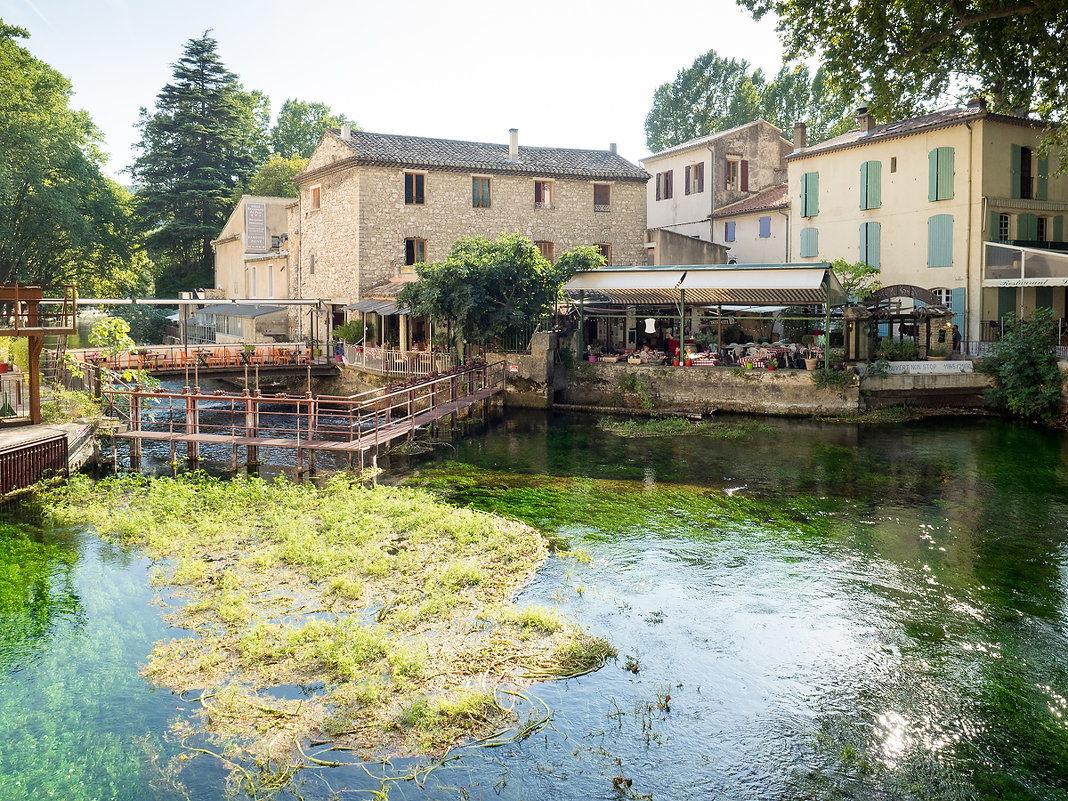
[291,129,649,335]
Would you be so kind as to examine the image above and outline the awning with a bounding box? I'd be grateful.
[195,304,285,319]
[343,300,409,315]
[562,264,845,306]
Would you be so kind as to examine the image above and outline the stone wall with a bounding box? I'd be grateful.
[486,332,557,408]
[859,372,993,408]
[560,363,860,416]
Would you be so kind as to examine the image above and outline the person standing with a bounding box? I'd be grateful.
[952,324,961,352]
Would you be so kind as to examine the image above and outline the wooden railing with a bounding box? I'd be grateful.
[64,343,331,372]
[343,344,455,376]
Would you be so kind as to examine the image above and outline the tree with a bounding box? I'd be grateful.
[831,258,882,302]
[399,235,577,348]
[237,153,307,199]
[130,31,264,296]
[738,0,1068,171]
[0,22,145,293]
[980,307,1063,420]
[645,50,764,152]
[270,99,350,159]
[645,49,853,151]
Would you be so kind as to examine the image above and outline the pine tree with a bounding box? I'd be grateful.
[131,31,263,296]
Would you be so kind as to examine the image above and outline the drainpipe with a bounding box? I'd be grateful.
[707,144,716,244]
[965,121,974,341]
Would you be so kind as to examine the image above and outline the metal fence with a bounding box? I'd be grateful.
[343,345,455,376]
[962,340,1068,360]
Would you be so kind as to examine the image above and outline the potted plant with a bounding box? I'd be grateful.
[766,359,777,371]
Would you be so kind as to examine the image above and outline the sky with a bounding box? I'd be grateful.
[2,0,789,181]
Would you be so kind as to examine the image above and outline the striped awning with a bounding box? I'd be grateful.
[562,264,845,306]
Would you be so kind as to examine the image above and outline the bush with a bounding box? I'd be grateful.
[332,320,364,344]
[979,308,1063,420]
[873,338,919,361]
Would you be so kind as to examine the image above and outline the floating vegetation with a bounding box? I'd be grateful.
[597,417,772,439]
[36,472,608,795]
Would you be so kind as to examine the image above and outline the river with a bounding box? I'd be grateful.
[2,410,1068,799]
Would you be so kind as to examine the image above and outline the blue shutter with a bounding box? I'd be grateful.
[951,287,965,333]
[1037,156,1049,201]
[928,214,954,267]
[929,149,939,201]
[800,227,818,257]
[1010,144,1022,199]
[725,221,736,242]
[1054,215,1064,242]
[759,216,771,238]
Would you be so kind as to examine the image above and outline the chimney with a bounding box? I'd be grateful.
[793,122,807,151]
[508,128,518,160]
[856,105,875,134]
[966,97,986,111]
[609,142,617,155]
[340,121,351,140]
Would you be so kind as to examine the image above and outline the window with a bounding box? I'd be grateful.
[800,172,819,217]
[472,177,491,208]
[1011,145,1035,199]
[594,183,611,211]
[534,180,552,208]
[725,156,748,191]
[535,241,554,262]
[685,162,704,195]
[310,185,321,210]
[932,288,952,307]
[404,238,426,272]
[927,214,953,267]
[799,227,818,257]
[928,147,954,201]
[1038,216,1049,242]
[859,221,881,268]
[595,243,611,265]
[890,156,897,173]
[655,171,672,201]
[404,173,425,205]
[860,160,881,209]
[999,212,1010,241]
[724,221,736,242]
[759,216,771,238]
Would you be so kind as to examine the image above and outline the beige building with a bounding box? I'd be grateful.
[291,126,649,347]
[642,120,792,263]
[711,184,790,264]
[788,101,1068,341]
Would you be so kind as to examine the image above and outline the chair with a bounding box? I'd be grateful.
[273,347,290,365]
[296,348,311,365]
[207,348,227,367]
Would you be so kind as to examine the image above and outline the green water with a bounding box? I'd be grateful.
[3,411,1068,799]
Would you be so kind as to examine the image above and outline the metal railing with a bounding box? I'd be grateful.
[343,345,455,376]
[64,343,331,372]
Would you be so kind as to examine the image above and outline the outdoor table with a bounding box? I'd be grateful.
[195,349,209,367]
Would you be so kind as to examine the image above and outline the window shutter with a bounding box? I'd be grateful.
[741,160,748,192]
[1010,144,1022,199]
[725,221,736,242]
[859,162,869,210]
[927,214,954,267]
[1036,287,1054,308]
[405,173,413,205]
[867,161,881,209]
[800,227,818,257]
[697,162,704,192]
[951,287,966,332]
[801,172,819,217]
[989,210,1000,242]
[997,287,1016,320]
[472,179,479,207]
[859,224,867,266]
[929,149,939,201]
[870,222,881,268]
[1037,156,1049,201]
[937,147,954,200]
[1019,213,1038,240]
[666,170,673,199]
[656,174,661,201]
[685,165,691,195]
[1054,215,1064,242]
[759,216,771,238]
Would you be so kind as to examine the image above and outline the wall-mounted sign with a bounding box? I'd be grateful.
[508,364,519,373]
[245,202,267,252]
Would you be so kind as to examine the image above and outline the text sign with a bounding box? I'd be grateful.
[245,202,267,252]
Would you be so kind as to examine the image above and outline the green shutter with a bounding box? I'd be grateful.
[989,210,1000,242]
[867,161,881,209]
[1036,287,1054,308]
[869,222,881,268]
[1037,155,1049,201]
[997,287,1016,320]
[1019,213,1038,241]
[951,287,966,333]
[1054,215,1064,242]
[929,149,939,201]
[1010,144,1022,199]
[472,178,479,207]
[928,214,954,267]
[800,227,818,257]
[858,224,867,265]
[859,162,868,210]
[802,172,819,217]
[937,147,954,200]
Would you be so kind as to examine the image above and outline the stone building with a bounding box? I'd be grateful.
[642,120,793,263]
[788,101,1068,341]
[290,125,649,346]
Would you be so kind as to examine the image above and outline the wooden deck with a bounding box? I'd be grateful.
[105,361,505,471]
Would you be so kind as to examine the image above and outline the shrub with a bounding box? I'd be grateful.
[979,308,1063,420]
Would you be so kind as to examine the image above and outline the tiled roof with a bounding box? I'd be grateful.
[364,277,417,299]
[333,130,649,182]
[790,107,1044,159]
[712,184,789,218]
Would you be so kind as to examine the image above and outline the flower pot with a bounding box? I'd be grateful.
[745,362,754,370]
[672,359,680,366]
[684,359,692,367]
[804,358,818,370]
[0,363,8,374]
[766,363,777,371]
[588,354,597,363]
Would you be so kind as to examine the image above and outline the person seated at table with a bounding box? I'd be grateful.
[638,345,652,363]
